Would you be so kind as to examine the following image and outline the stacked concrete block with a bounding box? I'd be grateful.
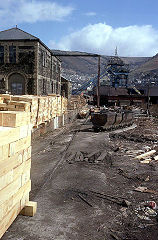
[68,95,87,110]
[0,111,36,239]
[0,94,87,138]
[0,94,69,128]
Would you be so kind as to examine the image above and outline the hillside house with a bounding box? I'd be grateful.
[0,27,61,95]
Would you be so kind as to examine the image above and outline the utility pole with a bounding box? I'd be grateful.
[147,84,150,115]
[146,81,155,115]
[97,55,100,107]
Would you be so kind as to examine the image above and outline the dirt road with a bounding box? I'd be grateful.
[2,118,158,240]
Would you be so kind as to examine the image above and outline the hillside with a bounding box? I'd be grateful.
[121,57,151,70]
[53,49,150,75]
[128,54,158,85]
[130,54,158,73]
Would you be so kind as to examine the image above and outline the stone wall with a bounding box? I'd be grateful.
[0,40,38,95]
[37,42,61,95]
[0,40,61,96]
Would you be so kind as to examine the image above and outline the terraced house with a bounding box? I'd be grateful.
[0,27,61,95]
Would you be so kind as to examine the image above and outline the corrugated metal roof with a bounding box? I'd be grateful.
[96,86,129,96]
[145,87,158,97]
[0,28,38,40]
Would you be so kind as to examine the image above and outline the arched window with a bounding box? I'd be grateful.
[8,73,25,95]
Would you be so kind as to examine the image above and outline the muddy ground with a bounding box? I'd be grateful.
[2,116,158,240]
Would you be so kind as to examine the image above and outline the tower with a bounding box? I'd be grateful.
[106,48,129,88]
[115,46,118,57]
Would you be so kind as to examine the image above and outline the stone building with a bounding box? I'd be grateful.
[61,77,72,99]
[0,27,61,95]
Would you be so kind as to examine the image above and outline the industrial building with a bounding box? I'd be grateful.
[94,85,146,106]
[102,55,129,88]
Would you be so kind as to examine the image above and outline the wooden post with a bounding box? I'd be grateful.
[20,201,37,217]
[147,84,150,115]
[97,56,100,108]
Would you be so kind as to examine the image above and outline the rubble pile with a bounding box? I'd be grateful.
[66,150,113,165]
[104,116,158,239]
[110,118,158,143]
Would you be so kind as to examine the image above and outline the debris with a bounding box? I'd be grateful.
[121,200,131,207]
[84,157,89,162]
[110,233,121,240]
[78,108,89,119]
[90,190,128,207]
[96,151,112,165]
[145,176,150,182]
[137,214,151,221]
[90,190,126,200]
[117,168,133,180]
[120,207,128,217]
[134,186,157,194]
[113,147,119,152]
[66,152,76,164]
[78,193,93,207]
[135,201,158,221]
[140,159,152,164]
[145,208,157,217]
[75,151,84,162]
[96,150,108,161]
[91,193,121,205]
[154,155,158,161]
[145,201,157,209]
[143,146,151,151]
[66,150,114,165]
[136,150,156,160]
[87,150,100,163]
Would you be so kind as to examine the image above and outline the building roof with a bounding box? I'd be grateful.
[61,76,72,83]
[0,27,61,62]
[97,86,129,96]
[0,27,38,40]
[144,86,158,97]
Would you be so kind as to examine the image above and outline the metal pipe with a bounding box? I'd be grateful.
[97,56,100,107]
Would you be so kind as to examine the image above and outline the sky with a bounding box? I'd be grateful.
[0,0,158,57]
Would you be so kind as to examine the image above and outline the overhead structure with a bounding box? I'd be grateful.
[52,51,101,107]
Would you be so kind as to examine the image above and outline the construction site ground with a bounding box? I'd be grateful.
[2,116,158,240]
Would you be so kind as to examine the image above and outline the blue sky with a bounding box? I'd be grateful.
[0,0,158,57]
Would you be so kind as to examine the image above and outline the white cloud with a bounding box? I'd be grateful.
[85,12,96,16]
[0,0,74,26]
[49,23,158,57]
